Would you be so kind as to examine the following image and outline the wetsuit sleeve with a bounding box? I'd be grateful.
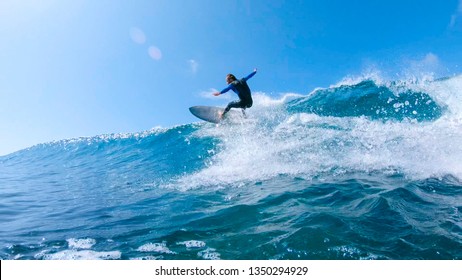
[242,70,257,81]
[220,84,234,94]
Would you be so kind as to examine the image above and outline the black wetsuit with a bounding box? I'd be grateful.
[219,70,256,115]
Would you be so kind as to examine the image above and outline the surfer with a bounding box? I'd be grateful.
[213,68,257,118]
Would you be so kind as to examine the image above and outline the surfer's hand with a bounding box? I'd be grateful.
[213,92,221,96]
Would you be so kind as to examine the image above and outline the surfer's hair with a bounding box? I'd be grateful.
[226,74,237,82]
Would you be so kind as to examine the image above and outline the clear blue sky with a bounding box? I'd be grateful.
[1,0,461,155]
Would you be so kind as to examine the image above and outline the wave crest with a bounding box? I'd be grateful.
[286,80,443,121]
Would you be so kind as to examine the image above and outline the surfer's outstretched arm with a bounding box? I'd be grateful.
[219,84,234,94]
[242,68,257,81]
[213,84,234,96]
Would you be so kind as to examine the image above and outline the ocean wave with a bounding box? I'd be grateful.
[2,76,462,189]
[286,79,443,121]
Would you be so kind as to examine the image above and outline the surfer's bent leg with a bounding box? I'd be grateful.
[240,99,252,117]
[223,99,252,118]
[223,100,243,115]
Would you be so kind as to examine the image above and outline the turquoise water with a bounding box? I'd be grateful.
[1,76,462,259]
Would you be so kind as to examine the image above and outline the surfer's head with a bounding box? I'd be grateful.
[226,74,237,84]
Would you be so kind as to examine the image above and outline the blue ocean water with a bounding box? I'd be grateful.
[1,76,462,260]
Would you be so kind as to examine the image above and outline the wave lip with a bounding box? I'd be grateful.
[286,80,443,122]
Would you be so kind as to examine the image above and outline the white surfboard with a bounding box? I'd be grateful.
[189,106,242,124]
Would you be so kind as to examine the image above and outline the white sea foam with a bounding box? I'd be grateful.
[39,249,121,260]
[177,240,206,248]
[136,242,176,254]
[197,248,221,260]
[67,238,96,249]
